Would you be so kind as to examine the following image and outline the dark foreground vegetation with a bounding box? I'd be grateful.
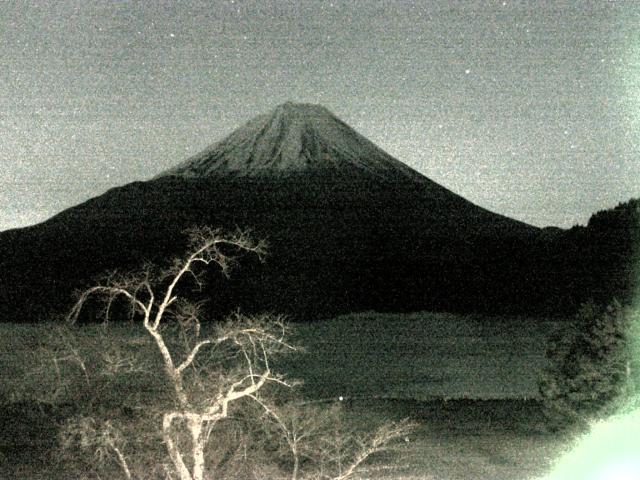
[1,316,571,480]
[0,396,574,480]
[2,302,637,479]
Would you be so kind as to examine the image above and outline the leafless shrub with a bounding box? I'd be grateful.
[59,415,132,479]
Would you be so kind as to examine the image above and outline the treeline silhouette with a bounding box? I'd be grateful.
[537,198,640,312]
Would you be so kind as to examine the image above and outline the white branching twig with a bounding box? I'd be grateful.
[65,227,285,480]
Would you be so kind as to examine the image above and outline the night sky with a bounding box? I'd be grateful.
[1,0,639,231]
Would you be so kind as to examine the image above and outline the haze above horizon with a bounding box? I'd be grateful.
[2,1,639,231]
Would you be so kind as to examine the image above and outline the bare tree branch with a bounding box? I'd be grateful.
[176,339,215,374]
[329,418,416,480]
[63,227,282,480]
[60,226,411,480]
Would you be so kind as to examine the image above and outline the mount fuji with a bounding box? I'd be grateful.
[1,102,556,321]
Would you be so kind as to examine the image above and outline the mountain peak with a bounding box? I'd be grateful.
[155,102,425,181]
[274,100,329,114]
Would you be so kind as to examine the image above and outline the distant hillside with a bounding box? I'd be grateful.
[544,198,640,310]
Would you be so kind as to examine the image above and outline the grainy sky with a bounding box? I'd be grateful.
[1,0,639,231]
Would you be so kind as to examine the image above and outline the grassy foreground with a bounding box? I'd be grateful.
[0,312,572,479]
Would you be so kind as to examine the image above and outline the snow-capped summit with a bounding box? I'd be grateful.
[156,102,424,181]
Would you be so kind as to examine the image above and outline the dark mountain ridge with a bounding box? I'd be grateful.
[0,103,636,321]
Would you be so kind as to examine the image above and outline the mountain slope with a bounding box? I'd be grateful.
[0,102,558,322]
[154,101,534,236]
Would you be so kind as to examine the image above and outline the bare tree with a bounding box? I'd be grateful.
[65,226,415,480]
[60,416,133,480]
[67,227,297,480]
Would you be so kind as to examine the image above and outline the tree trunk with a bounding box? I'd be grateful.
[190,418,206,480]
[291,445,299,480]
[163,414,193,480]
